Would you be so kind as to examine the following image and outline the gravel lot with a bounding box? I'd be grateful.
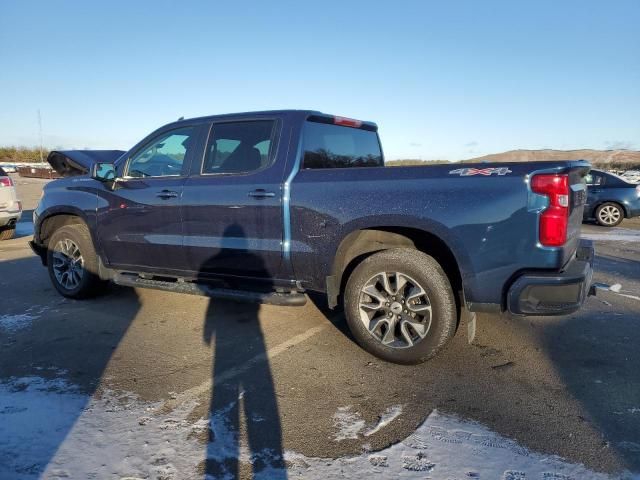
[1,176,639,479]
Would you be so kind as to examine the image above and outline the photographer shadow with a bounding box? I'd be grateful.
[201,224,287,479]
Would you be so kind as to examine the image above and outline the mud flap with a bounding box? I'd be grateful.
[467,312,477,344]
[460,307,477,344]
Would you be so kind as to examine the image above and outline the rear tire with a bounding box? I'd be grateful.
[0,227,15,240]
[595,202,624,227]
[47,224,104,299]
[344,248,457,364]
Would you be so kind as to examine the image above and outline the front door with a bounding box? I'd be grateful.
[181,119,285,281]
[97,125,204,272]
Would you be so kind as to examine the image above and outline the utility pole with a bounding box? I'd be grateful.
[38,109,43,163]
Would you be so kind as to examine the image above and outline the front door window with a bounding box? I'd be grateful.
[126,127,195,178]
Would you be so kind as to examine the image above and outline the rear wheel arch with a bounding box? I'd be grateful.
[328,227,463,309]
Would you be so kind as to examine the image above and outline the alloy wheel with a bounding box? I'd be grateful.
[358,271,433,349]
[598,205,621,226]
[52,238,84,290]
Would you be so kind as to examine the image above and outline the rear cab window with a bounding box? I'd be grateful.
[302,118,383,169]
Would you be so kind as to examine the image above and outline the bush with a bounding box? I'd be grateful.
[0,146,50,163]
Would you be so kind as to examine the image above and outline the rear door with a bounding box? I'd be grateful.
[97,124,207,272]
[181,118,286,280]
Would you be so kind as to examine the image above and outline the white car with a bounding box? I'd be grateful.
[0,167,22,240]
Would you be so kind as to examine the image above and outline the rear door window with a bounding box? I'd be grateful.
[202,121,275,174]
[586,174,605,186]
[302,121,383,169]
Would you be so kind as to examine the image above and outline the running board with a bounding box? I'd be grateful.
[113,273,307,306]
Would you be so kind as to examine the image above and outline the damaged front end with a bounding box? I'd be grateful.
[47,150,125,177]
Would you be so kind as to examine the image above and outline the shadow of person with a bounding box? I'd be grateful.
[201,224,287,479]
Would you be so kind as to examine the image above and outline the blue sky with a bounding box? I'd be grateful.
[1,0,639,160]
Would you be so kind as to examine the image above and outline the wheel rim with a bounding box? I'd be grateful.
[52,238,84,290]
[358,271,433,349]
[598,205,621,225]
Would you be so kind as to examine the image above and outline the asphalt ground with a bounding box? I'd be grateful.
[1,176,639,476]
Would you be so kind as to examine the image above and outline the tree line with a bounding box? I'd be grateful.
[0,146,50,163]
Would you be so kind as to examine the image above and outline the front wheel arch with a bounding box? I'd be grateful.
[38,213,88,264]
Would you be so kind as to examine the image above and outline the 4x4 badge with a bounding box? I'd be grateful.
[449,167,512,176]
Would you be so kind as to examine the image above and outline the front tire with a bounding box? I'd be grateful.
[47,224,104,299]
[595,202,624,227]
[344,248,457,364]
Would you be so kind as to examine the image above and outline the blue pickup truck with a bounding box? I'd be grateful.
[32,110,594,363]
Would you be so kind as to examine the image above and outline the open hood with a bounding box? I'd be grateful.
[47,150,126,177]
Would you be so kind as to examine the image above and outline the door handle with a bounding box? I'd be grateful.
[157,190,179,199]
[248,189,275,198]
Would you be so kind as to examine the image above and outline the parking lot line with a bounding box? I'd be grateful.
[157,323,329,412]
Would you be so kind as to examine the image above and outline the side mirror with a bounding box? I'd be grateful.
[92,162,117,182]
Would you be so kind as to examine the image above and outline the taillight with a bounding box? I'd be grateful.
[531,174,569,247]
[0,177,13,187]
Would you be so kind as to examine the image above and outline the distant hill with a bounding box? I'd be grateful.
[465,149,640,167]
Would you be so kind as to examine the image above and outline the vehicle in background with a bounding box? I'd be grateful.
[31,110,594,364]
[0,167,22,240]
[620,170,640,184]
[584,169,640,226]
[0,164,18,173]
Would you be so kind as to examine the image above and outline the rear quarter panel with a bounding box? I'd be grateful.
[290,162,586,307]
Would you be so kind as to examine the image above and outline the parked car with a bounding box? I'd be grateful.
[31,110,594,364]
[0,167,22,240]
[1,164,18,173]
[584,169,640,226]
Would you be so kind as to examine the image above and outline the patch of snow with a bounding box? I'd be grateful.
[0,305,51,333]
[332,406,366,440]
[284,411,627,479]
[0,376,636,480]
[0,313,37,333]
[364,404,403,437]
[609,283,622,293]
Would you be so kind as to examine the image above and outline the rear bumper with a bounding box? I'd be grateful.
[507,240,595,316]
[0,210,21,227]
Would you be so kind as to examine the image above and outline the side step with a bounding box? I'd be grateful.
[113,273,307,307]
